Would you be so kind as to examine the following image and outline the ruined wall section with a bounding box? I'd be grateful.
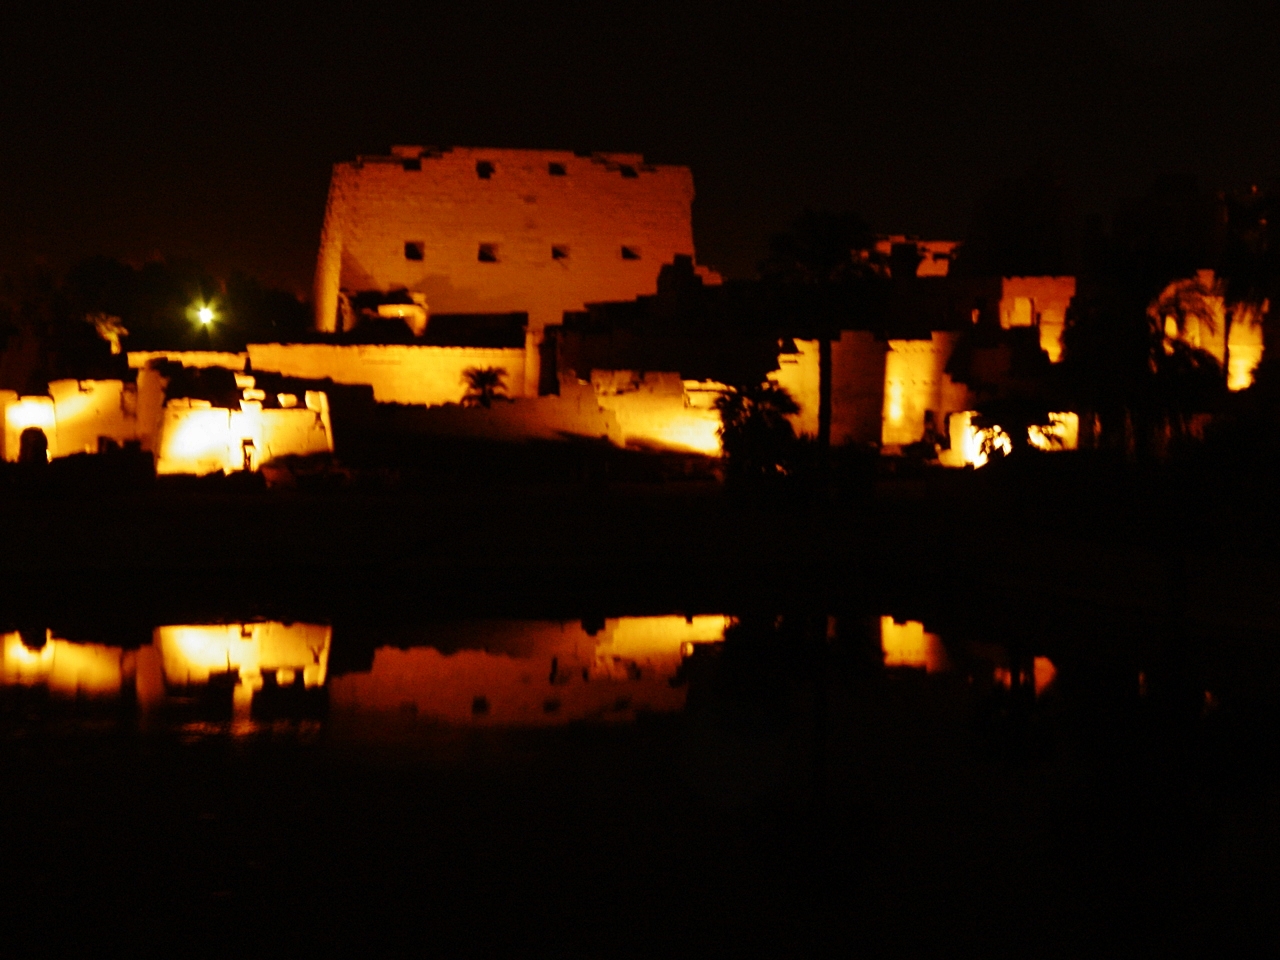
[313,147,699,394]
[248,343,528,407]
[999,276,1076,362]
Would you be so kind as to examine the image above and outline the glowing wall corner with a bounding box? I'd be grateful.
[3,395,57,462]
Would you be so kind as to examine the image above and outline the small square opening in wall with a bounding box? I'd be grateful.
[478,243,499,262]
[548,162,566,176]
[402,158,421,171]
[620,246,641,260]
[551,245,569,260]
[618,165,638,178]
[476,160,495,179]
[404,242,424,261]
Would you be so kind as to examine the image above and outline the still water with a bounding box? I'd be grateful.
[2,613,1066,734]
[1,608,1274,956]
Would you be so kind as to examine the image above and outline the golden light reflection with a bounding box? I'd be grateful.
[329,615,728,725]
[1,631,123,695]
[879,617,948,672]
[993,656,1056,696]
[2,623,332,715]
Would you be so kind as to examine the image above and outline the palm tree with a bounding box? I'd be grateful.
[715,380,800,482]
[461,366,508,408]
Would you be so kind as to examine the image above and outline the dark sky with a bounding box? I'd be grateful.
[3,0,1278,294]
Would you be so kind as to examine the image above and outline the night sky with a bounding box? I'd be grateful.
[3,0,1278,294]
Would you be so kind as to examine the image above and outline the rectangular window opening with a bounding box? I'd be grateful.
[620,245,641,260]
[548,162,567,176]
[618,165,638,178]
[404,242,424,261]
[551,245,569,260]
[402,159,421,171]
[478,243,499,263]
[476,160,495,179]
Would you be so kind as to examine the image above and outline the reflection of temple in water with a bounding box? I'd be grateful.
[0,616,728,727]
[329,616,729,724]
[3,614,1062,729]
[1,623,332,719]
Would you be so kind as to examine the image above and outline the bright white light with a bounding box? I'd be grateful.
[197,306,214,325]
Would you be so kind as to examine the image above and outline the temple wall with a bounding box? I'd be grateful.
[127,350,248,371]
[3,395,56,462]
[882,332,971,447]
[48,379,139,456]
[247,343,527,407]
[1000,276,1076,362]
[313,147,703,395]
[770,339,820,437]
[832,331,889,445]
[154,392,333,476]
[590,370,723,454]
[314,148,696,335]
[377,386,621,445]
[767,331,886,447]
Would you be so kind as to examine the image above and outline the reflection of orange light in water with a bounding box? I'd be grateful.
[879,617,947,672]
[993,656,1056,696]
[156,623,331,713]
[330,615,728,725]
[1,631,123,695]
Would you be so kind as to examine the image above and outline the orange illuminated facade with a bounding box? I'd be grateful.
[3,368,333,475]
[313,147,718,394]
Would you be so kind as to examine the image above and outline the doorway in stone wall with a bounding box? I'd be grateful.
[18,427,48,464]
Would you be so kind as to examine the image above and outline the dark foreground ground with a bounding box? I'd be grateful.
[2,449,1279,956]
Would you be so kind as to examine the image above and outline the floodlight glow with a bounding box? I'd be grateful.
[197,306,214,325]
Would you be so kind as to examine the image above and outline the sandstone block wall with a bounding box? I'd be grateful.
[313,146,700,393]
[248,343,528,406]
[882,332,972,448]
[769,332,888,447]
[999,276,1076,362]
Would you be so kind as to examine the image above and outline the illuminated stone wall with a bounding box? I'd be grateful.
[48,379,139,456]
[247,342,528,406]
[833,331,891,445]
[881,332,972,447]
[999,276,1076,363]
[590,371,723,454]
[770,332,889,446]
[313,146,704,394]
[4,381,142,462]
[127,350,248,371]
[154,390,334,476]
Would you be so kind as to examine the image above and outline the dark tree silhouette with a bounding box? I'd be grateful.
[461,366,508,408]
[715,380,800,481]
[956,164,1078,278]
